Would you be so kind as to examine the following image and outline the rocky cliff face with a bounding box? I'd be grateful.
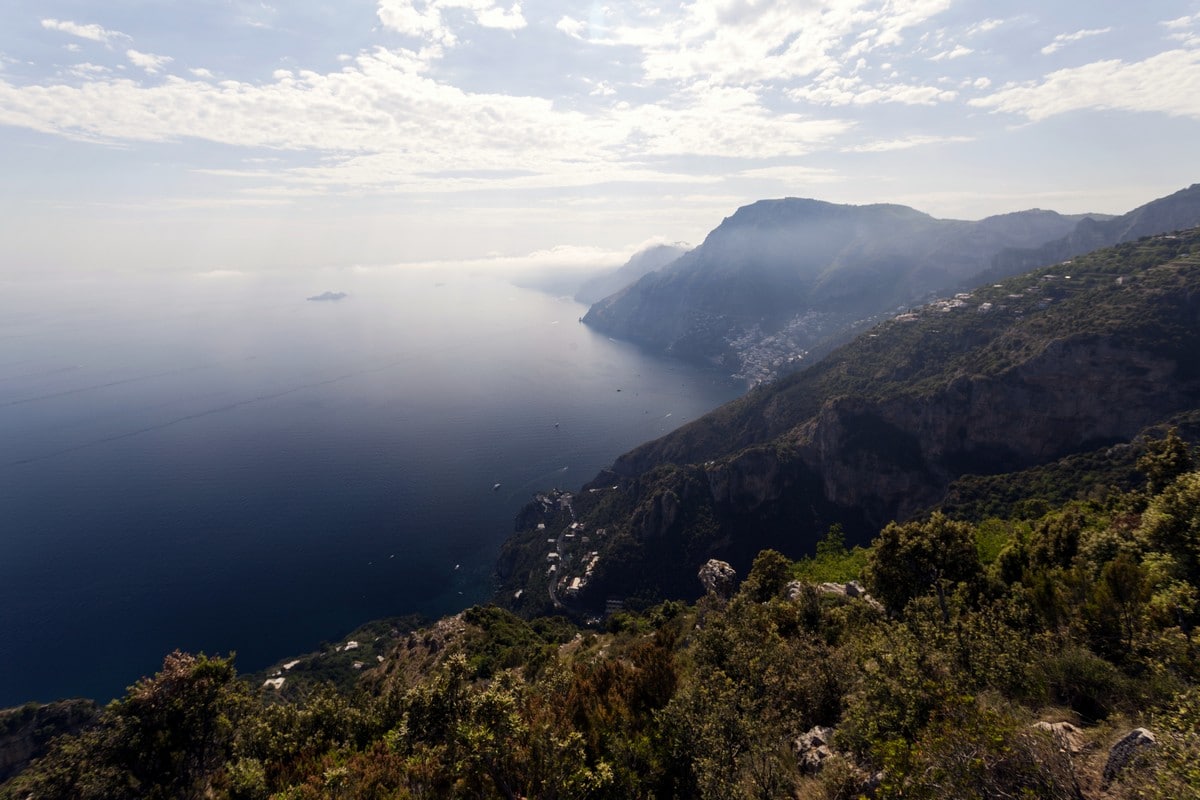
[796,334,1192,526]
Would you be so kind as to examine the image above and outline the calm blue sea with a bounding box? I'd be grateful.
[0,268,740,707]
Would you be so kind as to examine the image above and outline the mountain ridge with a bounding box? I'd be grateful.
[584,186,1199,384]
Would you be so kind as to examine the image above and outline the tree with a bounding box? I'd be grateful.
[1138,471,1200,585]
[864,513,982,618]
[2,652,247,800]
[740,549,793,603]
[1138,427,1193,494]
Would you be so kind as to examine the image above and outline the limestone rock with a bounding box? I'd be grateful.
[792,580,884,611]
[698,559,737,599]
[793,725,835,776]
[1032,720,1085,754]
[1103,727,1156,785]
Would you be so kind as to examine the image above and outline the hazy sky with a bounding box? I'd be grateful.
[2,1,1198,276]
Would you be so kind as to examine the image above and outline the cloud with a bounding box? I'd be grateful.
[790,74,956,106]
[735,165,840,184]
[556,16,586,39]
[41,18,128,45]
[127,50,174,74]
[844,133,973,152]
[0,46,848,194]
[971,48,1200,120]
[562,0,953,87]
[930,44,972,61]
[66,63,112,79]
[1163,14,1200,46]
[1041,27,1112,55]
[377,0,526,46]
[965,18,1005,36]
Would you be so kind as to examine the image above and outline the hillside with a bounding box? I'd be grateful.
[583,186,1200,384]
[574,243,689,305]
[988,183,1200,282]
[500,229,1200,610]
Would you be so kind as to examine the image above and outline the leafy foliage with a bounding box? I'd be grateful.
[8,466,1200,798]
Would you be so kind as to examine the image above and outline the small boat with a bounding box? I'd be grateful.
[493,483,501,491]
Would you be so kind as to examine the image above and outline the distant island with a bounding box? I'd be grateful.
[306,291,347,302]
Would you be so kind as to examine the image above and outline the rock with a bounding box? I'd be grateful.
[1032,721,1085,754]
[1103,727,1156,785]
[794,580,884,611]
[793,725,835,776]
[785,580,812,601]
[698,559,737,599]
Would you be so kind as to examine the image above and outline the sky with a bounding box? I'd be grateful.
[1,1,1199,277]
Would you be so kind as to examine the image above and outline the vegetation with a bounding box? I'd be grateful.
[6,434,1200,798]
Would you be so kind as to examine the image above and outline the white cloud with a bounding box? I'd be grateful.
[556,16,586,39]
[1163,14,1200,29]
[377,0,526,46]
[41,18,128,45]
[735,165,840,184]
[930,44,972,61]
[475,1,524,31]
[845,133,973,152]
[127,50,174,74]
[586,79,617,97]
[966,18,1005,36]
[1163,14,1200,46]
[0,46,848,194]
[790,74,956,106]
[1041,27,1112,56]
[66,63,111,79]
[190,68,215,79]
[971,48,1200,120]
[565,0,952,87]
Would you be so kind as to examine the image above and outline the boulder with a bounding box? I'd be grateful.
[793,725,835,776]
[794,580,884,611]
[1103,727,1156,785]
[698,559,737,599]
[1032,721,1085,754]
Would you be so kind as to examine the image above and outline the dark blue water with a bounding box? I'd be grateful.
[0,268,740,707]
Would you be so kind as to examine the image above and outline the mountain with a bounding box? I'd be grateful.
[574,243,689,305]
[985,183,1200,281]
[500,229,1200,610]
[583,187,1200,385]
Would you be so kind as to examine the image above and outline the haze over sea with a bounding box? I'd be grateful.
[0,268,740,708]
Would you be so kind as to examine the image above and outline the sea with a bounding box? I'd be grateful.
[0,267,741,707]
